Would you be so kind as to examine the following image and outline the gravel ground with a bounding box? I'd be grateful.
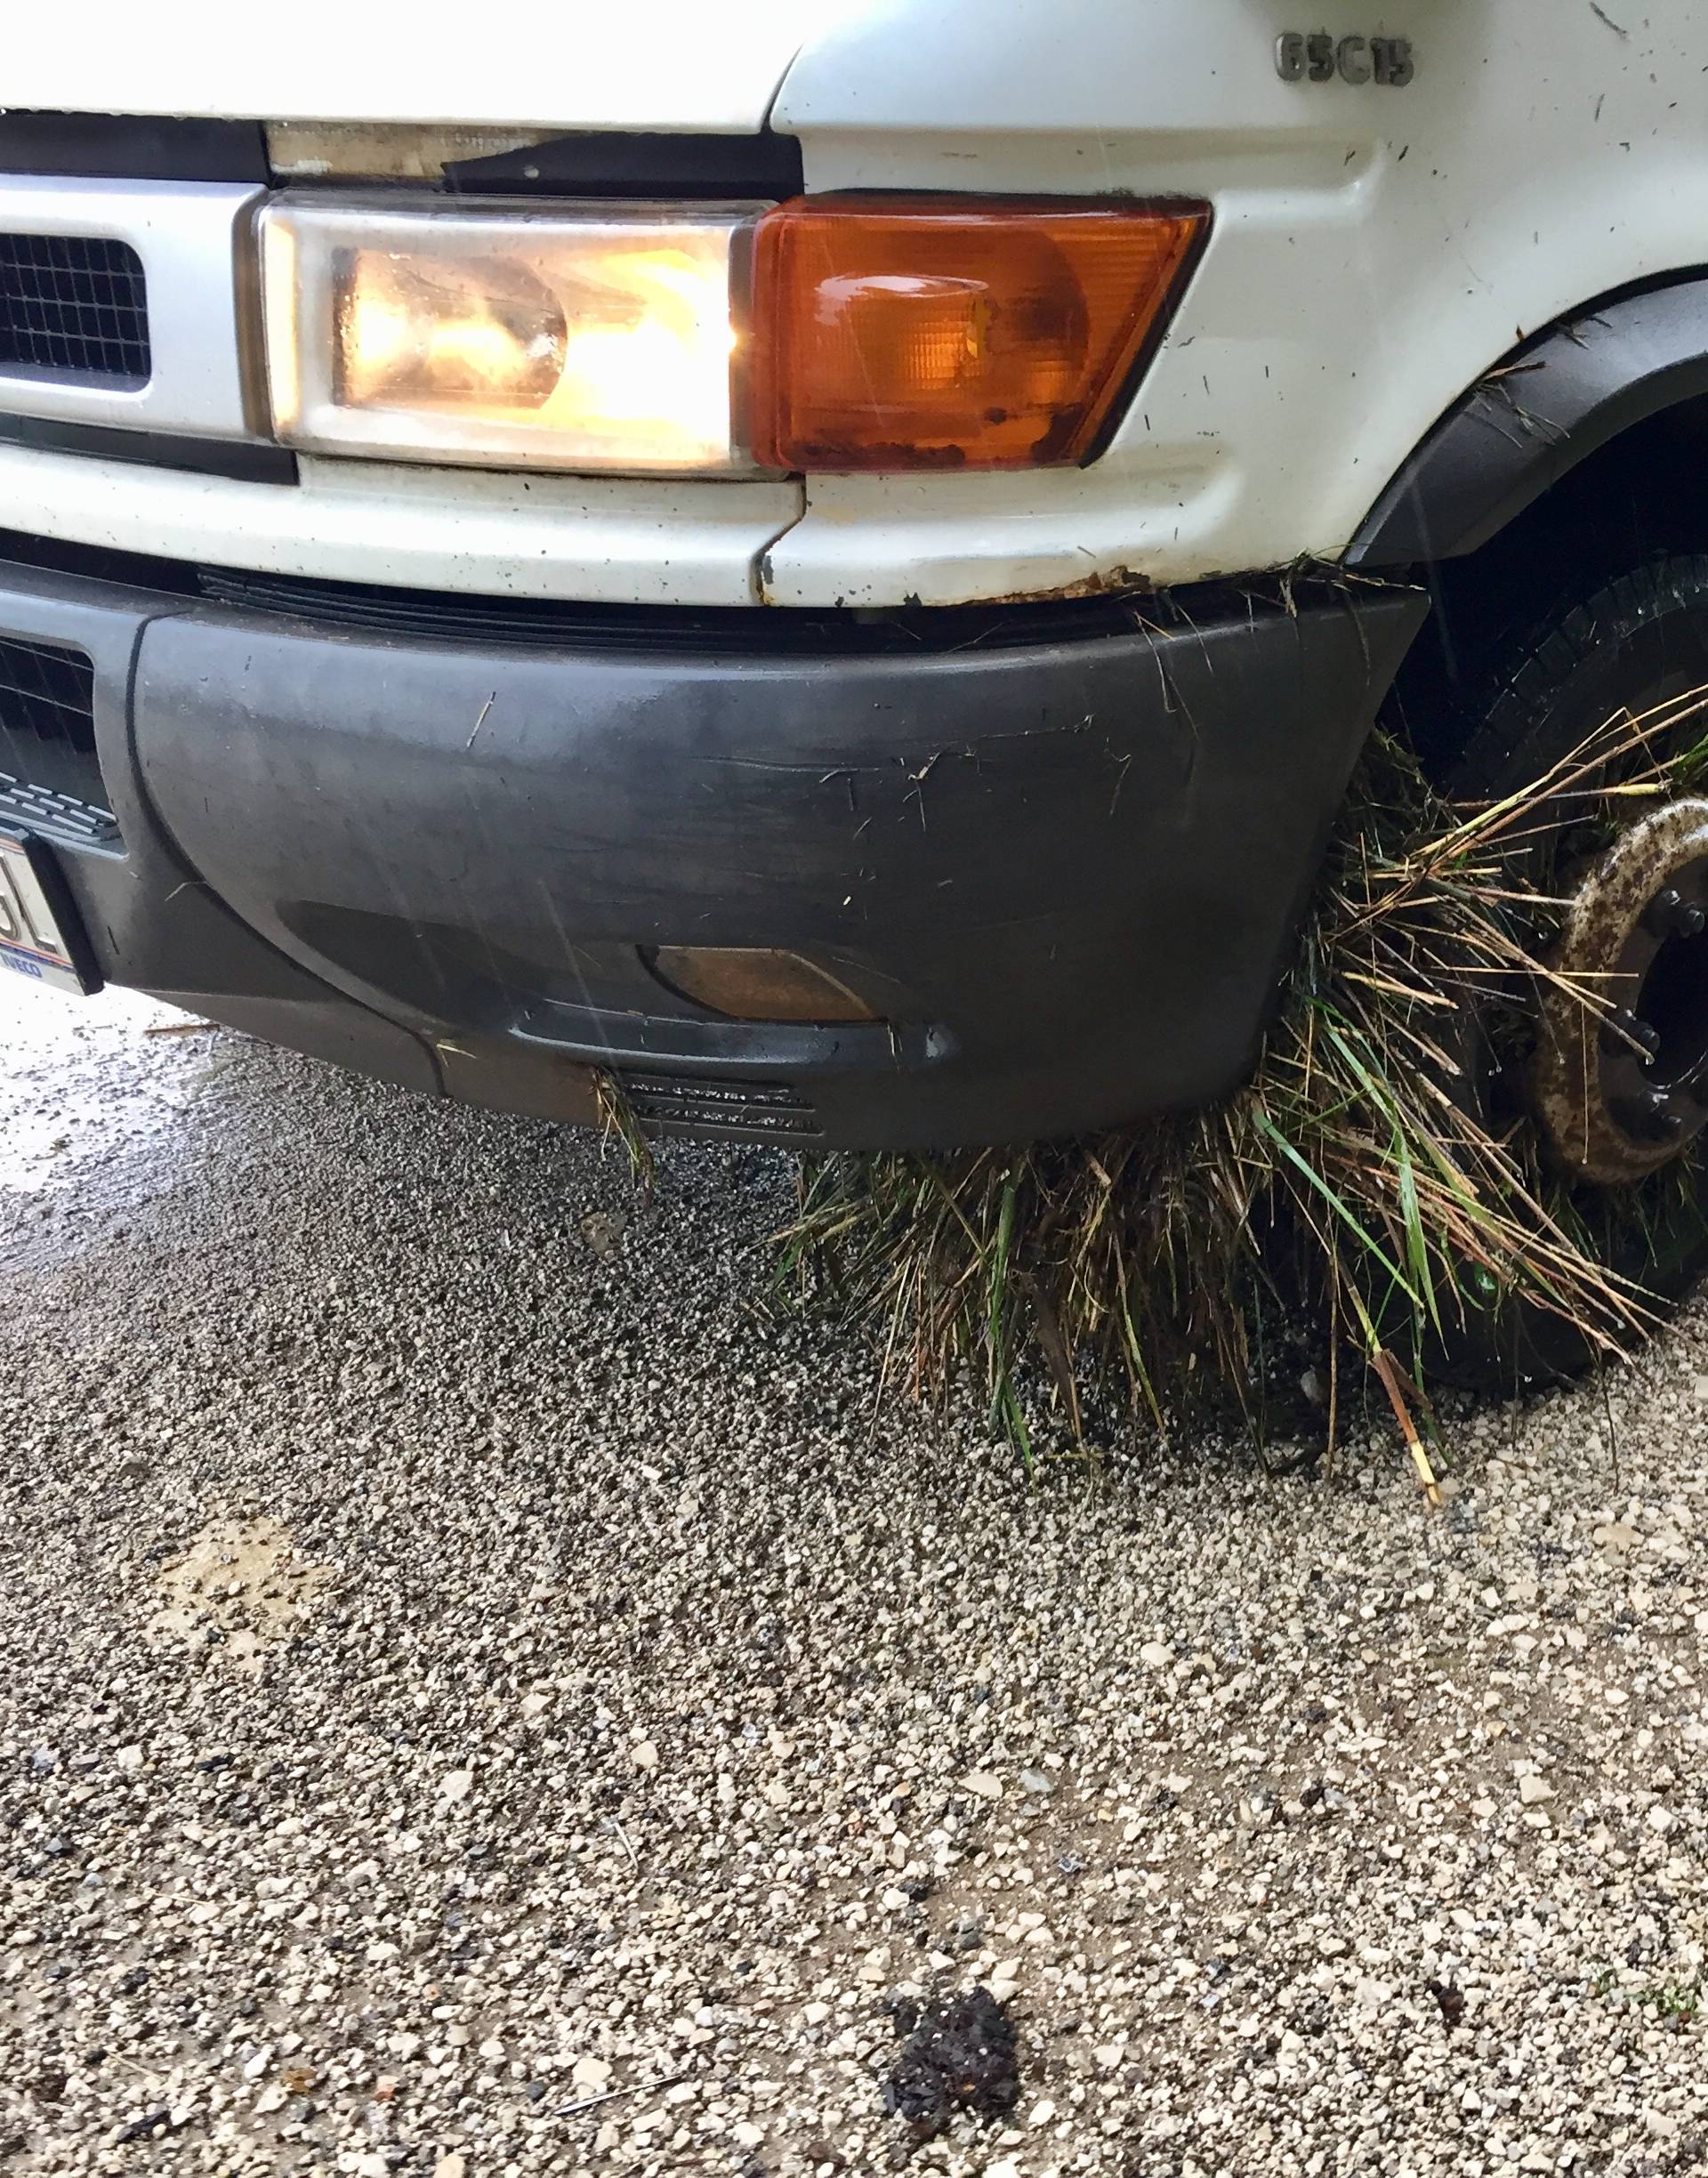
[5,980,1708,2178]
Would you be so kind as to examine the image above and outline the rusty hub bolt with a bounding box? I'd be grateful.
[1532,797,1708,1183]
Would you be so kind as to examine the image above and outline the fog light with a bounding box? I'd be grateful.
[649,946,876,1023]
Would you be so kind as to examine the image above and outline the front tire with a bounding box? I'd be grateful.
[1432,553,1708,1388]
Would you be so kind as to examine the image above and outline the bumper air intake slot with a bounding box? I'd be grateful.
[618,1069,822,1141]
[0,633,114,835]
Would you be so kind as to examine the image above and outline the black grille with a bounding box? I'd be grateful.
[0,232,149,383]
[619,1070,820,1141]
[0,634,110,823]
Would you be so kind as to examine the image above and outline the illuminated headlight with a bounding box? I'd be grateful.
[259,194,764,474]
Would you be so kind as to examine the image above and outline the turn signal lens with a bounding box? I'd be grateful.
[750,197,1208,472]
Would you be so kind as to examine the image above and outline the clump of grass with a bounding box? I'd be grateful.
[1592,1967,1702,2028]
[1637,1980,1702,2028]
[778,696,1708,1473]
[593,1070,657,1198]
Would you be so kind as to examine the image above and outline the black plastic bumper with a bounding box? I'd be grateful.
[0,554,1425,1149]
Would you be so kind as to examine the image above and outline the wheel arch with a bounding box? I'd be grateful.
[1348,271,1708,571]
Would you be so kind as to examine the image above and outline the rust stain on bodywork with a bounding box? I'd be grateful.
[977,562,1153,607]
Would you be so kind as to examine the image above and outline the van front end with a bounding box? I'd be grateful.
[12,4,1678,1147]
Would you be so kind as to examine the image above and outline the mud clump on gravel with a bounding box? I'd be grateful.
[881,1987,1022,2140]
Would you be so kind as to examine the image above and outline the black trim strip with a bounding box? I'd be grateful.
[0,413,297,484]
[189,567,1181,655]
[0,111,269,183]
[0,111,802,202]
[442,130,804,200]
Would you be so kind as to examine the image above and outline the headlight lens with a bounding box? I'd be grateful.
[260,194,764,474]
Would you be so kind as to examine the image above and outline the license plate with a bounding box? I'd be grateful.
[0,831,100,996]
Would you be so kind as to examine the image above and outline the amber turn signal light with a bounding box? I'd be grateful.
[749,196,1209,474]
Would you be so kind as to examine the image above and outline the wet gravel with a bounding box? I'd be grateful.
[6,980,1708,2176]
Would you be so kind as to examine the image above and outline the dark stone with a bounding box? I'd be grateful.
[112,2109,172,2144]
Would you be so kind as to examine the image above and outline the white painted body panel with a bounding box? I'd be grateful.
[5,0,1707,605]
[767,0,1708,603]
[0,444,801,607]
[4,0,835,132]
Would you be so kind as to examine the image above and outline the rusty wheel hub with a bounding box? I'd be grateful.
[1534,797,1708,1182]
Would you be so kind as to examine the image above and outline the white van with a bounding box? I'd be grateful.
[1,4,1704,1206]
